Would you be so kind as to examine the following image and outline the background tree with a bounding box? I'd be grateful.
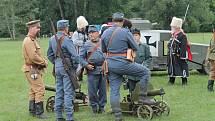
[0,0,214,38]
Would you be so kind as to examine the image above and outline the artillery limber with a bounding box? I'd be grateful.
[120,81,170,120]
[45,85,88,112]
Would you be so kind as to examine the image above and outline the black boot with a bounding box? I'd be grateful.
[182,78,187,85]
[56,118,66,121]
[115,113,123,121]
[92,108,98,114]
[35,102,49,119]
[139,85,156,105]
[168,77,175,85]
[29,100,35,117]
[115,118,123,121]
[98,108,105,114]
[207,80,214,92]
[111,102,122,121]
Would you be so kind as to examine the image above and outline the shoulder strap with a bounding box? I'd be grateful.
[55,35,65,58]
[107,27,120,51]
[87,41,101,60]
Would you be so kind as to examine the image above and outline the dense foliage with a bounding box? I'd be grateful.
[0,0,214,39]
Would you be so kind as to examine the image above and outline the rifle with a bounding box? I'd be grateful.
[183,4,190,23]
[50,19,80,90]
[57,0,64,19]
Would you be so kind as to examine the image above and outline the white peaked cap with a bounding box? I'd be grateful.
[77,16,88,29]
[170,17,183,28]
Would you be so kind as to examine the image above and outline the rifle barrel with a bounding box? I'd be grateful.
[183,4,190,23]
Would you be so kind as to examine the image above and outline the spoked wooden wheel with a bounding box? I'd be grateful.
[137,105,153,120]
[151,104,162,116]
[46,96,55,112]
[158,101,170,116]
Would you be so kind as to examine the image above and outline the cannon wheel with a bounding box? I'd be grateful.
[137,105,153,120]
[158,101,170,116]
[46,96,55,112]
[197,59,210,75]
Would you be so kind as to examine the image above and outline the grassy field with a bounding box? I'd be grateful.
[0,33,214,121]
[187,33,212,44]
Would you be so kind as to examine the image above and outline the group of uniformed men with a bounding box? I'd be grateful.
[22,12,215,121]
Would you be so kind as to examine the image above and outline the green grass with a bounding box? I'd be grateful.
[187,33,212,44]
[0,34,214,121]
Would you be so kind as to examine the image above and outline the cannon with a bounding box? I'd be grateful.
[120,81,170,120]
[45,85,88,112]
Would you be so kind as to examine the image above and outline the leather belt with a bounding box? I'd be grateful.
[25,63,32,66]
[107,52,127,57]
[25,63,42,70]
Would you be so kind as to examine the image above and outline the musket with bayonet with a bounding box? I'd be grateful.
[50,19,80,90]
[183,4,190,23]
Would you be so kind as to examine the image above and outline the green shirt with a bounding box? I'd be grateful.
[128,43,152,81]
[134,43,152,67]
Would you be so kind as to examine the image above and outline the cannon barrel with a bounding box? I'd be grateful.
[45,85,56,92]
[147,88,165,96]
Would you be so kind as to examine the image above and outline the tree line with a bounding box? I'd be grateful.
[0,0,214,39]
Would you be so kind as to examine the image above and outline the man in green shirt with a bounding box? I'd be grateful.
[127,28,152,92]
